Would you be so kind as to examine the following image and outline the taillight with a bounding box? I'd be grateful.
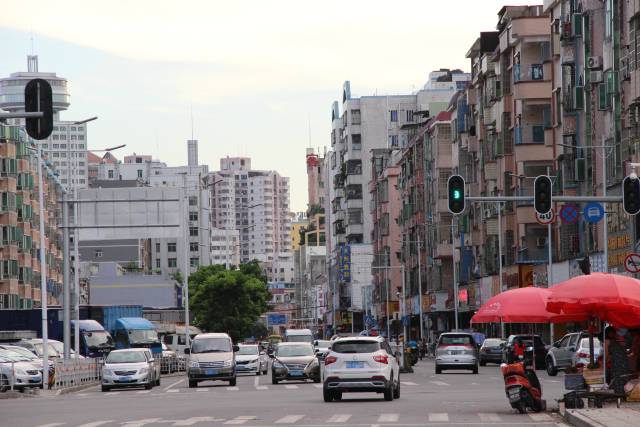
[577,352,588,358]
[325,356,337,366]
[373,354,388,364]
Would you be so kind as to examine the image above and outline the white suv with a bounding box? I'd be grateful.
[322,336,400,402]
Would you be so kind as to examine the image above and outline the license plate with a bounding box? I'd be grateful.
[346,361,364,369]
[289,370,304,376]
[205,369,218,376]
[449,350,461,355]
[508,390,520,402]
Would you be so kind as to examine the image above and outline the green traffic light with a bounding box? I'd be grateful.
[453,190,461,200]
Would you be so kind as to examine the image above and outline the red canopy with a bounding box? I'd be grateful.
[546,273,640,328]
[471,287,582,324]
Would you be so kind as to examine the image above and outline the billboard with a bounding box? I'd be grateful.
[267,313,287,325]
[338,244,351,282]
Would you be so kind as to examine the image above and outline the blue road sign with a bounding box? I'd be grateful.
[267,314,287,325]
[583,202,605,223]
[559,204,579,225]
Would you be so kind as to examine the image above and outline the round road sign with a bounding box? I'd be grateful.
[559,205,579,225]
[624,253,640,274]
[536,209,555,225]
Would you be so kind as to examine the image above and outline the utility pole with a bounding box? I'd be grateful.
[452,217,459,331]
[417,239,423,342]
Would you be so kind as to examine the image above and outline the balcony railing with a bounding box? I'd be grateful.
[514,63,544,83]
[514,125,545,145]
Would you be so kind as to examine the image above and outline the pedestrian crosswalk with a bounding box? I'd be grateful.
[33,412,557,427]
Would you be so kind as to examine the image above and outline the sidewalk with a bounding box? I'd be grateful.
[563,402,640,427]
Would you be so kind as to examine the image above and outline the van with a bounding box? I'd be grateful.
[185,333,239,388]
[284,329,313,343]
[112,318,162,356]
[71,319,115,358]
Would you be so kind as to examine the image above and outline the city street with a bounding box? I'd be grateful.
[2,360,567,427]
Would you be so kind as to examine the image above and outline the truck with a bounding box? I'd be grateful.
[0,305,143,357]
[112,317,162,356]
[284,329,314,343]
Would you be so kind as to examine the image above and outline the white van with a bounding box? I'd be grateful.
[284,329,313,343]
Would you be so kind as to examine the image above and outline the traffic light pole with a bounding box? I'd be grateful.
[466,196,622,203]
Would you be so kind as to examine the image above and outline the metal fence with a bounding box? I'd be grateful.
[53,358,105,390]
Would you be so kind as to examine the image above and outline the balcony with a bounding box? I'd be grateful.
[515,125,545,145]
[513,63,552,100]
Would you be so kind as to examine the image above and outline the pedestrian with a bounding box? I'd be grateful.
[513,338,526,363]
[606,328,631,394]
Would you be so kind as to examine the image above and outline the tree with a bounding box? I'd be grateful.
[189,261,271,342]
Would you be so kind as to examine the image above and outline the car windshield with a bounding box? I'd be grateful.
[191,338,232,354]
[0,350,31,362]
[440,335,473,345]
[34,343,61,358]
[84,331,114,348]
[106,351,147,364]
[482,339,503,348]
[286,335,313,343]
[2,347,36,359]
[128,329,158,344]
[332,340,380,354]
[315,340,331,348]
[276,345,314,357]
[237,346,259,355]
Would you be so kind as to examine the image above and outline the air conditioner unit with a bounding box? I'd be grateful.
[590,70,603,83]
[536,237,547,248]
[587,56,602,69]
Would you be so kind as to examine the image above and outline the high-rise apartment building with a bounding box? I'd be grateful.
[209,157,293,282]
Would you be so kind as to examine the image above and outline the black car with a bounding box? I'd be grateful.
[479,338,505,366]
[502,335,547,369]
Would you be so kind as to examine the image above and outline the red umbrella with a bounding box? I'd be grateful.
[471,287,583,324]
[546,273,640,328]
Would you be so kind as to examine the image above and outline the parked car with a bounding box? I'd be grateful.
[161,343,178,374]
[314,340,331,361]
[270,342,320,384]
[101,348,160,392]
[0,345,54,374]
[435,332,479,374]
[546,332,601,376]
[322,336,400,402]
[572,337,602,369]
[479,338,505,366]
[186,333,238,388]
[502,335,547,369]
[0,353,42,392]
[236,344,268,375]
[13,339,61,359]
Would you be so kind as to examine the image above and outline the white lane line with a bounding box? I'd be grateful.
[173,418,222,426]
[166,389,180,393]
[256,385,268,390]
[121,419,162,427]
[78,422,114,427]
[224,416,257,425]
[275,415,305,424]
[313,384,323,388]
[77,393,89,397]
[478,413,501,422]
[254,376,260,387]
[196,388,209,392]
[226,386,239,391]
[327,414,351,423]
[428,413,449,422]
[284,384,299,389]
[430,380,450,386]
[105,391,121,396]
[35,424,65,427]
[401,381,418,386]
[163,377,185,391]
[136,390,151,394]
[377,414,399,423]
[529,413,552,422]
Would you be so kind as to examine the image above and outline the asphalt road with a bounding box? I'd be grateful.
[1,359,568,427]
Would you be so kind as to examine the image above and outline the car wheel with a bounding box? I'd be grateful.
[101,385,110,392]
[393,378,400,399]
[229,377,237,387]
[156,377,161,386]
[188,380,198,388]
[546,358,558,376]
[313,376,321,383]
[435,367,442,374]
[334,391,342,401]
[256,370,261,376]
[323,388,333,402]
[145,382,153,390]
[383,382,394,401]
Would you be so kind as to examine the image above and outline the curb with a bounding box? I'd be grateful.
[54,382,101,396]
[563,409,607,427]
[0,390,38,399]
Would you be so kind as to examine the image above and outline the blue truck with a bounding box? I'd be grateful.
[112,317,162,356]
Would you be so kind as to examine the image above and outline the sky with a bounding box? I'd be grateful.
[0,0,541,212]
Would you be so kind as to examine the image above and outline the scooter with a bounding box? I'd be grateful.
[501,350,546,414]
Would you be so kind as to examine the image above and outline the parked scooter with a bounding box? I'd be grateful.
[501,349,546,413]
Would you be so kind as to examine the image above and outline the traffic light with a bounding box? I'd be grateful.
[24,78,53,140]
[447,175,465,215]
[623,175,640,215]
[534,175,552,215]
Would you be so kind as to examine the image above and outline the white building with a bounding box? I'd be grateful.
[209,157,293,282]
[211,228,240,267]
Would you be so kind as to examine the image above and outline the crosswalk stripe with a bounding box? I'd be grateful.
[256,385,268,390]
[401,381,418,386]
[196,388,209,392]
[429,413,449,422]
[275,415,305,424]
[35,424,65,427]
[478,413,501,422]
[224,416,257,425]
[173,417,222,426]
[78,422,113,427]
[226,386,239,391]
[529,413,552,422]
[137,390,151,394]
[327,414,351,423]
[167,389,180,393]
[377,414,399,423]
[121,419,162,427]
[284,385,299,389]
[430,380,450,386]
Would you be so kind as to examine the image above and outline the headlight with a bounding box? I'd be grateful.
[189,361,199,368]
[273,360,284,368]
[139,367,149,375]
[15,369,28,376]
[250,358,259,364]
[103,369,113,376]
[223,360,233,367]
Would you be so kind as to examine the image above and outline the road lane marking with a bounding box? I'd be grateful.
[121,419,162,427]
[224,416,257,425]
[78,422,113,427]
[377,414,399,423]
[313,384,323,388]
[196,387,209,392]
[163,377,185,391]
[430,380,450,386]
[275,415,305,424]
[529,413,552,422]
[256,385,268,390]
[35,424,65,427]
[327,414,351,423]
[478,413,501,422]
[284,385,299,389]
[401,381,418,386]
[254,376,260,387]
[173,418,222,426]
[136,390,151,394]
[226,386,239,391]
[105,391,121,396]
[428,413,449,422]
[167,389,180,393]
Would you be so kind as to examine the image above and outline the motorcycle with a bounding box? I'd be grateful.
[501,350,546,414]
[406,341,419,366]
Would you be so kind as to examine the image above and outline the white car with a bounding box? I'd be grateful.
[0,354,42,392]
[236,344,268,375]
[322,336,400,402]
[101,349,160,392]
[572,337,602,368]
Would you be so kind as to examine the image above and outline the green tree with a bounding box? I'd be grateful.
[189,262,271,342]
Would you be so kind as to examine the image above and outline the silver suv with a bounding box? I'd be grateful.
[435,333,479,374]
[546,332,591,376]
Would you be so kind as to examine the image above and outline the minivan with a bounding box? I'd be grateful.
[185,333,239,388]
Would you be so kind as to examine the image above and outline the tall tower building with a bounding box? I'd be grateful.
[187,140,198,166]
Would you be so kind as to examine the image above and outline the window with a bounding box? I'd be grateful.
[95,249,103,258]
[167,242,176,252]
[351,109,361,125]
[189,227,198,237]
[71,126,76,131]
[52,153,59,158]
[389,135,399,147]
[60,134,66,140]
[71,135,77,140]
[155,258,161,268]
[155,243,160,252]
[406,110,414,122]
[190,242,199,252]
[190,258,199,267]
[108,170,114,179]
[189,196,198,206]
[168,258,177,268]
[351,134,362,150]
[137,170,143,178]
[78,136,85,141]
[189,212,198,221]
[390,110,398,122]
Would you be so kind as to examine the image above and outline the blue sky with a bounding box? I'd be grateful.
[0,0,540,211]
